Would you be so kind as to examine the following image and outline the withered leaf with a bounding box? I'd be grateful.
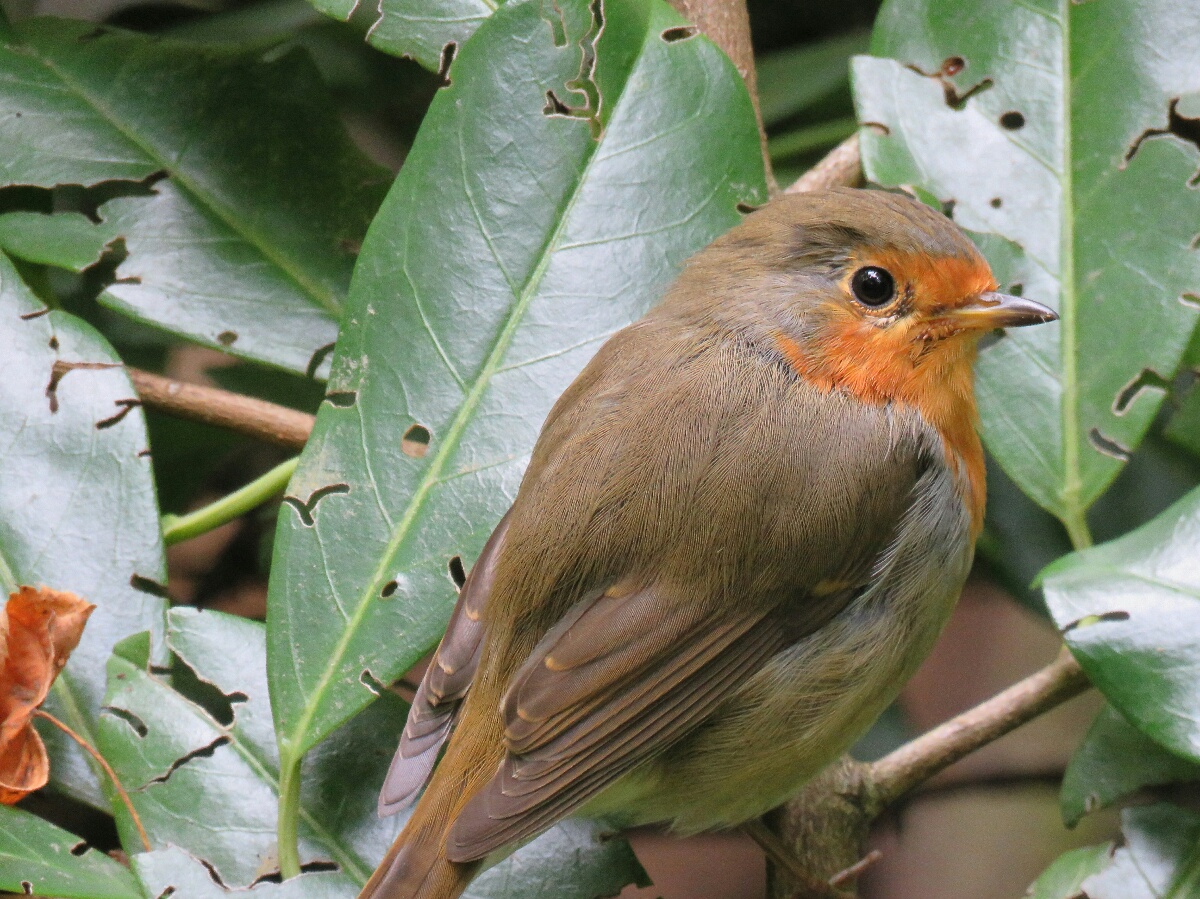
[0,586,95,803]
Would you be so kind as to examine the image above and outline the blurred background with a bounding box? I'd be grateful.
[6,0,1198,894]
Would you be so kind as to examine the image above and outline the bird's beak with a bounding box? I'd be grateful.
[950,292,1058,331]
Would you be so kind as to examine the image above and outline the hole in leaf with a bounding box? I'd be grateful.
[941,56,965,76]
[19,307,49,321]
[130,574,171,598]
[661,25,699,42]
[736,201,760,214]
[305,341,336,379]
[1062,610,1131,633]
[154,890,175,899]
[1008,282,1024,296]
[145,736,230,786]
[448,555,466,590]
[1088,428,1132,461]
[544,89,572,116]
[138,448,151,458]
[1182,293,1200,309]
[44,360,121,413]
[217,330,237,347]
[1114,367,1171,414]
[360,669,387,696]
[990,197,1002,208]
[48,335,59,350]
[282,483,350,526]
[402,423,431,457]
[380,580,398,598]
[904,63,993,110]
[70,842,89,856]
[21,882,32,896]
[103,706,148,738]
[0,171,164,222]
[252,860,341,885]
[324,390,357,408]
[436,41,457,86]
[999,110,1025,130]
[96,398,140,430]
[1125,98,1200,171]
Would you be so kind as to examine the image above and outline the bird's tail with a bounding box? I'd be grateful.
[358,798,479,899]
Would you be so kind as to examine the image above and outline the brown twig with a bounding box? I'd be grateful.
[35,709,152,851]
[863,648,1090,815]
[784,134,863,194]
[743,819,855,899]
[828,850,883,888]
[124,366,314,451]
[664,0,775,193]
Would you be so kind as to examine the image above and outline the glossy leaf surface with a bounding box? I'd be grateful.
[0,805,141,899]
[1025,843,1112,899]
[1061,704,1200,827]
[267,0,765,759]
[0,251,165,807]
[1082,804,1200,899]
[1044,486,1200,763]
[853,0,1200,536]
[0,18,388,374]
[97,609,403,889]
[369,0,498,70]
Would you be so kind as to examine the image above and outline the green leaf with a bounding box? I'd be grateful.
[853,0,1200,541]
[97,608,407,887]
[1061,704,1200,827]
[464,819,649,898]
[1081,804,1200,899]
[0,250,166,807]
[1043,485,1200,763]
[0,805,143,899]
[0,18,390,375]
[368,0,499,71]
[0,211,116,272]
[1025,842,1113,899]
[757,29,869,127]
[267,0,765,768]
[134,846,348,898]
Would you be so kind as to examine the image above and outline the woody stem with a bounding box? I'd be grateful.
[34,708,151,851]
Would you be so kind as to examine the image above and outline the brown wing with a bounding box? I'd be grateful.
[377,513,511,815]
[443,576,858,862]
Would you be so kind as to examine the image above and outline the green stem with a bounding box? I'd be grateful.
[162,456,298,546]
[277,754,303,880]
[1062,508,1093,551]
[768,116,858,162]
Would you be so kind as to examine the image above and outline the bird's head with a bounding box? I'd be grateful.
[680,187,1056,411]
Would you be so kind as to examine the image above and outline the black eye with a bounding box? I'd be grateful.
[851,266,896,307]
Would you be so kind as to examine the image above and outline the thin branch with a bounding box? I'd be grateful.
[35,709,151,851]
[864,648,1090,815]
[784,134,863,194]
[125,366,314,451]
[743,819,856,899]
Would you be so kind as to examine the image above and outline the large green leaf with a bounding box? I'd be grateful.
[0,250,166,806]
[853,0,1200,543]
[134,846,347,898]
[1025,843,1113,899]
[1081,804,1200,899]
[0,18,389,375]
[0,806,142,899]
[1043,485,1200,763]
[97,609,405,888]
[1061,704,1200,827]
[267,0,765,768]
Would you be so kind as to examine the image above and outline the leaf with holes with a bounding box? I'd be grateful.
[366,0,500,72]
[266,0,765,785]
[1025,843,1113,899]
[97,608,408,888]
[0,18,389,375]
[1043,485,1200,762]
[1061,704,1200,827]
[135,846,350,899]
[0,804,142,899]
[0,250,166,808]
[1081,804,1200,899]
[852,0,1200,543]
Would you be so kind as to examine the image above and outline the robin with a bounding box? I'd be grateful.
[360,188,1057,899]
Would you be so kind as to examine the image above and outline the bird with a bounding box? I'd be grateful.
[359,187,1057,899]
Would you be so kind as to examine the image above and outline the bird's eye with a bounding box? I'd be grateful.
[851,266,896,307]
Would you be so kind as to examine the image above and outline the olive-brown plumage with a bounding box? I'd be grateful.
[361,188,1056,899]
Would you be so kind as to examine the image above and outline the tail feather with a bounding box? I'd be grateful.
[358,813,479,899]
